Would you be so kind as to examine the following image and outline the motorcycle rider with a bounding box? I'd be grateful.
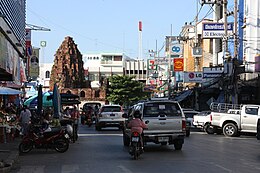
[127,110,147,149]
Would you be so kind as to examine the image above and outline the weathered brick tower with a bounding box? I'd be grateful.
[49,36,106,102]
[50,36,86,90]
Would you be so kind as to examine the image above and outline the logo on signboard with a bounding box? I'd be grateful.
[170,44,183,55]
[174,58,184,71]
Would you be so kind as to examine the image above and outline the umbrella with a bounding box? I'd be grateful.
[53,83,61,119]
[24,91,52,109]
[37,85,43,116]
[0,86,22,95]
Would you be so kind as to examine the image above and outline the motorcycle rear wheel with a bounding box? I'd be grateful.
[19,141,33,153]
[54,138,69,153]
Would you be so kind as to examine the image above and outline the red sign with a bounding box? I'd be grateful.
[174,58,184,71]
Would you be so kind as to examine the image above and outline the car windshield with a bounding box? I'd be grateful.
[101,106,121,112]
[143,102,181,117]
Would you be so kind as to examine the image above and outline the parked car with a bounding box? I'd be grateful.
[192,111,215,134]
[210,103,260,137]
[123,99,186,150]
[192,111,212,128]
[182,109,200,137]
[95,105,125,131]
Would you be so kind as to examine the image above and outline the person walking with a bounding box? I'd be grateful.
[19,105,32,136]
[71,106,80,141]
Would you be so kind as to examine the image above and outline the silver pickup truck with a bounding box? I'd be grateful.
[122,99,186,150]
[210,103,260,137]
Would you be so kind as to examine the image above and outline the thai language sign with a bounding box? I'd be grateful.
[202,23,233,38]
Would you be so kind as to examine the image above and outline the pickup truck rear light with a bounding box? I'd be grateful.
[182,120,186,131]
[210,114,212,121]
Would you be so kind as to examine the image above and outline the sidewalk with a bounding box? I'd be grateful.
[0,138,20,173]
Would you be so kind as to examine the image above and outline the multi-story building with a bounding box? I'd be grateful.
[0,0,26,86]
[83,53,138,88]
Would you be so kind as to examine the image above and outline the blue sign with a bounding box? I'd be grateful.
[172,46,180,53]
[170,44,182,55]
[203,23,233,31]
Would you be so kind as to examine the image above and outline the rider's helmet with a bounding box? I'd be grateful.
[133,110,141,118]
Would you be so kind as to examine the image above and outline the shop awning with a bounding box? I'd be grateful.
[174,90,193,102]
[0,86,22,95]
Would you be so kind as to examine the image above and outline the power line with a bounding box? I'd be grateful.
[26,7,136,55]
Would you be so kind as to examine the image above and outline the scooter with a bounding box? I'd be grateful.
[19,124,70,153]
[129,131,143,160]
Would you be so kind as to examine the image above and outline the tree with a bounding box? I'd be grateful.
[106,75,148,106]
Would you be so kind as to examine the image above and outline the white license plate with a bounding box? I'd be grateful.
[131,137,140,142]
[158,137,169,142]
[65,134,69,139]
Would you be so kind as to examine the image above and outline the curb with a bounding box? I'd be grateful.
[0,151,19,173]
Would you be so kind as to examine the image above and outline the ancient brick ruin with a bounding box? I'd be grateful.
[50,36,106,102]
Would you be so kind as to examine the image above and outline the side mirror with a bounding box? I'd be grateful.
[122,113,128,118]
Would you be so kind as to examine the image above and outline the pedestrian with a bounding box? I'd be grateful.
[71,106,80,140]
[19,105,32,136]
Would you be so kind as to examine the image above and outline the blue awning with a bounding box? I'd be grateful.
[174,90,193,102]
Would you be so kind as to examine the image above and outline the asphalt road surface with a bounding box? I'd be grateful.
[11,124,260,173]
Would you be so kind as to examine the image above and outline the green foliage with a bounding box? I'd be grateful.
[106,75,148,106]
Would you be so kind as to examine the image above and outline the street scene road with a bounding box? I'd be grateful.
[11,125,260,173]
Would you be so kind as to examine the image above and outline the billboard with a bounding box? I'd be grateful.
[29,48,40,79]
[183,72,203,83]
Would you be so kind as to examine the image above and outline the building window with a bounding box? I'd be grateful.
[126,70,129,74]
[45,71,50,78]
[134,70,138,74]
[139,70,143,74]
[80,91,85,97]
[130,70,133,74]
[114,56,122,61]
[143,70,147,75]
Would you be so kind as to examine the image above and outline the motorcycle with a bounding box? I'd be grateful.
[129,131,143,160]
[86,114,93,127]
[19,124,70,154]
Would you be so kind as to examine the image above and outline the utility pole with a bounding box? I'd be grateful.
[233,0,239,104]
[223,0,229,103]
[168,36,172,99]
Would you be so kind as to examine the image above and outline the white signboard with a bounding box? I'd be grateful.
[170,43,183,56]
[183,72,203,83]
[202,23,233,39]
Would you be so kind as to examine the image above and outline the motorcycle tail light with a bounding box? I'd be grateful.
[133,132,139,136]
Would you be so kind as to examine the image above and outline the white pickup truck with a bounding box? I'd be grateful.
[210,103,260,137]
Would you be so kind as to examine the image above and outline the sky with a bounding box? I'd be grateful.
[26,0,217,63]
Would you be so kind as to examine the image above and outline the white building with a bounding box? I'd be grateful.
[38,63,53,92]
[243,0,260,74]
[83,53,148,88]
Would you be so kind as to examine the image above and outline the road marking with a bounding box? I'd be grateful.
[118,165,133,173]
[78,134,123,137]
[214,164,232,173]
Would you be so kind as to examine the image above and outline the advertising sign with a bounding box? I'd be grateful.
[147,59,157,70]
[183,72,203,83]
[170,43,183,56]
[202,23,233,39]
[203,67,224,78]
[30,48,40,79]
[174,58,184,71]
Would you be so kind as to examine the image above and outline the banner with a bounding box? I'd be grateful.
[29,48,40,79]
[174,58,184,71]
